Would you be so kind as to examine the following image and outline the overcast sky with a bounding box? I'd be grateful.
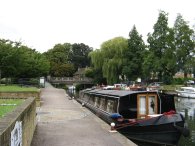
[0,0,194,53]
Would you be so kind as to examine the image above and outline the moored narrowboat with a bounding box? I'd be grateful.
[78,88,190,146]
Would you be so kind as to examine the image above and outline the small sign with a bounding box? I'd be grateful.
[137,78,141,83]
[11,121,22,146]
[40,77,45,87]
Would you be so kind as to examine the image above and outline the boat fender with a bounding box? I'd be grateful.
[110,113,122,119]
[173,122,190,137]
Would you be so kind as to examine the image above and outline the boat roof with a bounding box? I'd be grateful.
[82,88,157,98]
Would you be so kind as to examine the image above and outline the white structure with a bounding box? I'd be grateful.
[11,121,22,146]
[176,87,195,98]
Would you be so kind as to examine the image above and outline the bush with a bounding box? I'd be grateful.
[64,84,68,90]
[75,84,84,92]
[172,78,184,85]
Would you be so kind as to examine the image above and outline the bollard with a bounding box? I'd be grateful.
[109,122,117,133]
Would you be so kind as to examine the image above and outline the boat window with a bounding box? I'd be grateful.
[137,94,158,119]
[94,96,100,108]
[83,94,87,99]
[106,100,114,113]
[139,95,147,115]
[83,94,89,102]
[148,95,157,114]
[89,96,95,105]
[99,97,106,110]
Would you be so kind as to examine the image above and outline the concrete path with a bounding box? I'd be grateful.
[31,82,137,146]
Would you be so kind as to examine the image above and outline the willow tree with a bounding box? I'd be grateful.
[89,37,128,85]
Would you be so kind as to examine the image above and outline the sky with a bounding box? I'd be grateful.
[0,0,194,53]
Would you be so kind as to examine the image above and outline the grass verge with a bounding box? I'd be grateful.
[0,99,24,118]
[0,85,38,92]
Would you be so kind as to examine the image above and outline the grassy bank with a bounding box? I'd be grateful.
[0,85,38,92]
[0,99,24,118]
[161,85,184,91]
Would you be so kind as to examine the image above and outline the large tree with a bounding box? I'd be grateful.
[122,25,146,81]
[173,14,195,78]
[90,37,128,84]
[0,39,50,78]
[44,43,73,76]
[44,43,92,77]
[147,11,176,83]
[18,47,50,78]
[70,43,93,69]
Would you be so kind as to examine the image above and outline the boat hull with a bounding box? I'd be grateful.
[77,89,189,146]
[117,122,183,146]
[77,98,186,146]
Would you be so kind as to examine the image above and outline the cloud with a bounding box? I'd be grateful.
[0,0,194,52]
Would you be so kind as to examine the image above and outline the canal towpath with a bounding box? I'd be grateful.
[31,82,137,146]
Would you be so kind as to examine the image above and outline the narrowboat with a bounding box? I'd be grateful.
[78,88,189,146]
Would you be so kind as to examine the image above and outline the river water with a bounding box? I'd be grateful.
[175,97,195,146]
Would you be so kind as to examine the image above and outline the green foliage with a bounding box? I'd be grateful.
[88,11,194,85]
[51,63,75,77]
[0,99,24,118]
[44,43,92,77]
[64,84,68,90]
[0,39,50,78]
[173,14,195,78]
[89,37,128,84]
[122,25,146,80]
[147,11,177,83]
[45,43,71,64]
[84,68,94,78]
[75,84,84,92]
[0,85,38,92]
[44,43,72,76]
[172,78,185,85]
[70,43,93,69]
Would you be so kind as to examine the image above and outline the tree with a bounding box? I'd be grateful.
[90,37,128,84]
[122,25,146,81]
[44,43,93,77]
[44,43,72,76]
[70,43,93,70]
[0,39,50,78]
[147,11,176,83]
[173,14,195,78]
[89,50,105,84]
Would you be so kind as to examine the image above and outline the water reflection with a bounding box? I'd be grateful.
[175,97,195,146]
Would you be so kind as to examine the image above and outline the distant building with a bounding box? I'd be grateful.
[174,72,194,78]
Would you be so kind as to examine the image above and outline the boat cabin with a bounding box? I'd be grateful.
[79,89,175,120]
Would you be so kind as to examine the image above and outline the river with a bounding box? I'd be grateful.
[175,96,195,146]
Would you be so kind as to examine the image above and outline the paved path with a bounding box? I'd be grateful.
[31,82,137,146]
